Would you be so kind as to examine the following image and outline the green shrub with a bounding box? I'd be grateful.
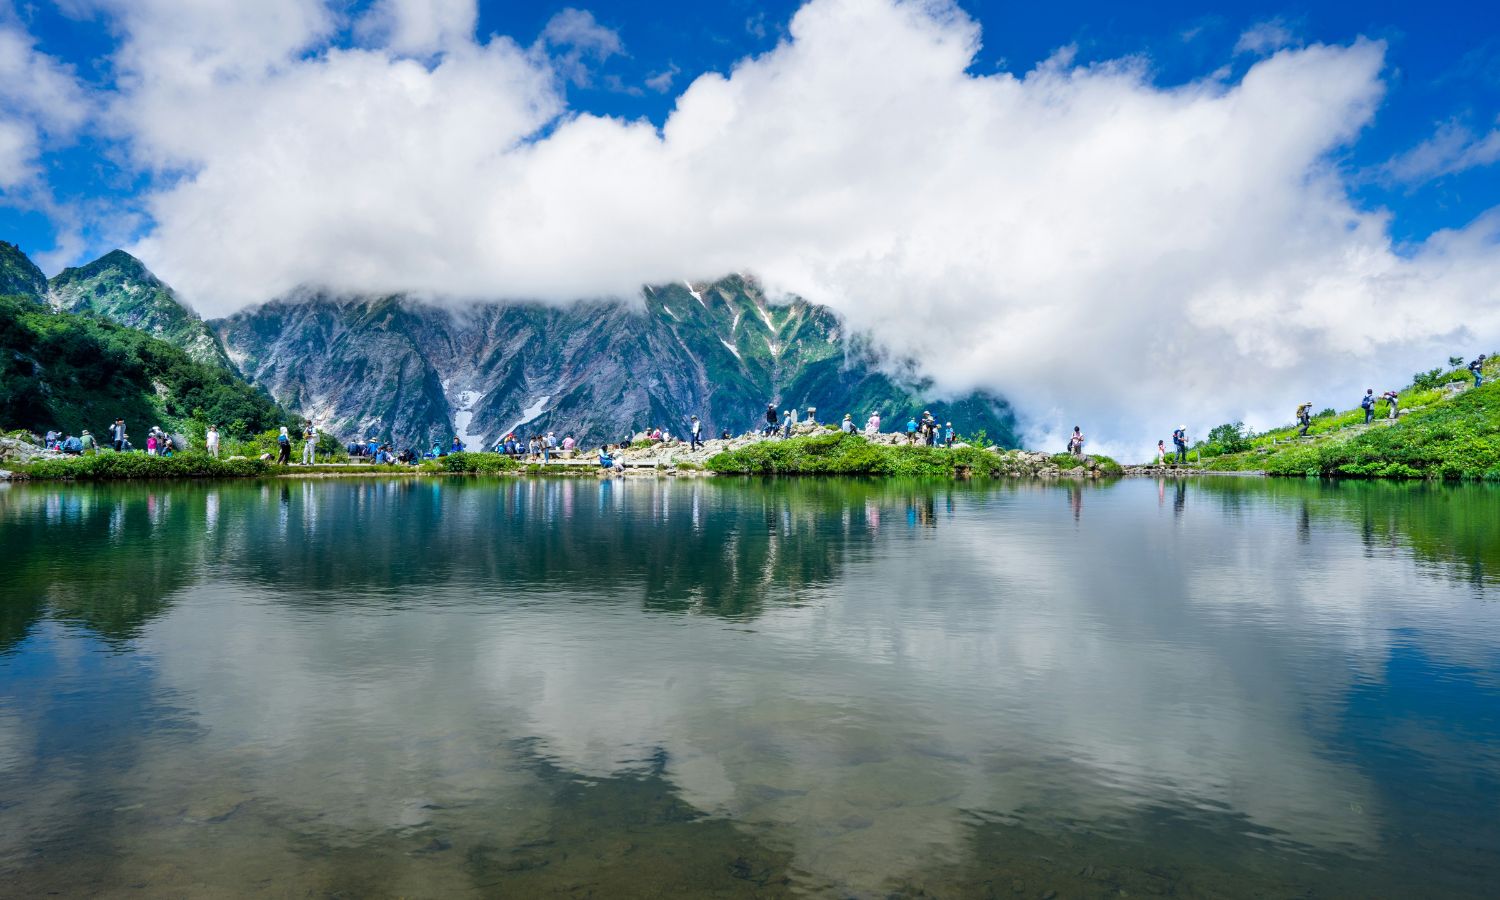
[21,451,271,480]
[706,433,1119,479]
[436,451,519,474]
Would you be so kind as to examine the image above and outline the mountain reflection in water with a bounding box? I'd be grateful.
[1,476,1497,897]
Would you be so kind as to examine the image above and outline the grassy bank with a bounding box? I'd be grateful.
[12,449,523,480]
[1203,379,1500,480]
[705,431,1122,477]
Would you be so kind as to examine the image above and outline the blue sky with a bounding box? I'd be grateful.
[2,0,1498,265]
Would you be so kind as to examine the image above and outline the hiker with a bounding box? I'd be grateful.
[1157,440,1167,464]
[1295,402,1312,436]
[276,427,291,465]
[80,430,96,454]
[764,403,778,436]
[302,422,318,464]
[1382,390,1399,420]
[1068,426,1084,457]
[781,413,792,439]
[1471,355,1487,387]
[206,425,220,458]
[110,418,127,452]
[945,422,956,447]
[864,411,881,436]
[841,413,856,434]
[1172,426,1188,463]
[451,436,464,454]
[146,433,159,456]
[160,436,175,458]
[906,417,918,444]
[1360,389,1375,425]
[689,415,703,450]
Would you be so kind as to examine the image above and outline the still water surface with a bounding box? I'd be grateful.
[2,476,1498,897]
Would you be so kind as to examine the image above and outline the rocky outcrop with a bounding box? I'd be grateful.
[0,435,62,465]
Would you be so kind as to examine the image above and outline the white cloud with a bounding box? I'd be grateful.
[1381,119,1500,184]
[107,0,1500,452]
[533,7,623,87]
[0,24,89,189]
[356,0,476,56]
[1235,19,1298,56]
[644,63,680,93]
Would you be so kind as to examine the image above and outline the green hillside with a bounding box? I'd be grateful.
[48,250,230,366]
[0,294,288,439]
[1197,356,1500,479]
[0,241,47,302]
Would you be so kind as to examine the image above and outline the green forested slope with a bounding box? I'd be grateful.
[0,295,287,437]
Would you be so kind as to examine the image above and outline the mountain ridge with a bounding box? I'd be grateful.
[3,243,1016,447]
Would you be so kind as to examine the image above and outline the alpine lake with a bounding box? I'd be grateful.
[2,475,1498,898]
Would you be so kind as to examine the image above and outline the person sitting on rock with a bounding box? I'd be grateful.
[1068,426,1084,457]
[864,411,881,436]
[841,414,856,434]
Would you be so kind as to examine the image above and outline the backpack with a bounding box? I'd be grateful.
[1361,395,1372,409]
[63,436,83,453]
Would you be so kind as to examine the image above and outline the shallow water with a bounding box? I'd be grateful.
[2,476,1498,898]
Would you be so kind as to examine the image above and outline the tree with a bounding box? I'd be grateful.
[1206,421,1251,454]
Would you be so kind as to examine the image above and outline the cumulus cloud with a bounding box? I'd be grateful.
[533,7,623,87]
[356,0,477,56]
[0,23,89,189]
[1381,118,1500,184]
[1234,19,1299,56]
[104,0,1500,450]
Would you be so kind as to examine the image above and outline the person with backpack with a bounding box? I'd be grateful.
[905,417,918,444]
[1172,426,1188,464]
[1295,403,1312,436]
[1471,355,1487,387]
[1360,389,1375,425]
[689,415,703,450]
[1381,390,1399,420]
[763,403,778,436]
[302,422,318,464]
[276,427,291,465]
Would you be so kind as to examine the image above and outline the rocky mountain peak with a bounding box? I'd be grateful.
[0,241,48,302]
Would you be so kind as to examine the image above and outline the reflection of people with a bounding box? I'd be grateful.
[1069,484,1082,521]
[1174,480,1186,518]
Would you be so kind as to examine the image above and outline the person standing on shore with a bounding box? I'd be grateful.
[689,415,703,450]
[944,422,955,447]
[906,417,918,444]
[276,427,292,465]
[764,403,778,436]
[1360,389,1375,425]
[110,418,127,452]
[1471,355,1487,387]
[146,433,158,456]
[206,425,220,457]
[1172,426,1188,464]
[1295,402,1312,436]
[1068,426,1084,457]
[302,421,317,464]
[1157,440,1167,464]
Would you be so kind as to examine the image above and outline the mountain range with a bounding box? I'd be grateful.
[1,241,1015,447]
